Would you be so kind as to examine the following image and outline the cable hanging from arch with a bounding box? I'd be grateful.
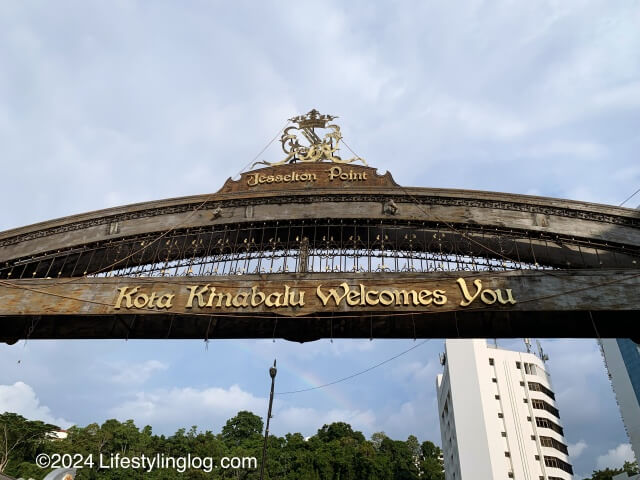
[276,339,430,395]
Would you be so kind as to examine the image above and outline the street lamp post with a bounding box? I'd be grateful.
[259,359,277,480]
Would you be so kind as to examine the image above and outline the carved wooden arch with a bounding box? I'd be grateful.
[1,163,638,343]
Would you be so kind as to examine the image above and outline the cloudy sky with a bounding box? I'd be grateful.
[0,0,639,478]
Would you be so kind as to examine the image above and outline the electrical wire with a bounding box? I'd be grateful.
[1,120,638,329]
[620,187,640,207]
[339,138,637,285]
[276,339,430,395]
[0,121,290,289]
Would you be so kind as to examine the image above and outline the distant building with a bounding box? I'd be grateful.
[436,339,573,480]
[599,339,640,461]
[613,473,640,480]
[48,429,68,440]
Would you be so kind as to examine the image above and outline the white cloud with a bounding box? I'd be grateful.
[109,384,265,430]
[596,443,637,469]
[109,383,379,438]
[569,440,588,459]
[0,382,72,428]
[428,95,528,140]
[393,360,440,384]
[521,140,607,159]
[111,360,168,384]
[0,1,639,476]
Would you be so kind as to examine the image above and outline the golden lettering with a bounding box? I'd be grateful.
[316,283,349,306]
[328,166,341,181]
[418,289,433,306]
[481,289,497,304]
[496,289,516,305]
[186,284,210,308]
[288,288,305,307]
[433,289,447,305]
[365,290,379,305]
[265,292,282,307]
[346,288,361,306]
[147,292,159,308]
[379,290,395,306]
[207,288,233,308]
[250,286,265,307]
[247,173,259,186]
[456,278,483,306]
[133,293,149,308]
[114,278,514,312]
[114,286,139,309]
[232,292,249,307]
[156,294,174,309]
[396,290,418,306]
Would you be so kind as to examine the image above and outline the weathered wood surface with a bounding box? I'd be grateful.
[0,164,638,264]
[218,163,399,193]
[0,270,638,342]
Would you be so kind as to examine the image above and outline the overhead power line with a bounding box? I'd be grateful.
[276,339,430,395]
[619,187,640,207]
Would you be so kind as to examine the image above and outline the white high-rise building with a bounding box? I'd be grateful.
[436,339,573,480]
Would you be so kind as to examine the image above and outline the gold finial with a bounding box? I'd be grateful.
[252,109,367,168]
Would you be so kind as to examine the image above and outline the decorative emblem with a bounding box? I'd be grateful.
[252,109,367,168]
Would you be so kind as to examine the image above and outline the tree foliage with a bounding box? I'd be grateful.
[582,460,639,480]
[1,411,445,480]
[0,412,57,474]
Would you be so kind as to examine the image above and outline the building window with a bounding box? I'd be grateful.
[527,416,531,421]
[539,436,569,454]
[505,452,510,457]
[508,473,514,478]
[535,455,540,460]
[531,399,560,418]
[489,358,494,366]
[531,435,536,440]
[528,381,556,400]
[501,432,507,437]
[516,361,521,369]
[535,417,564,436]
[492,377,497,383]
[544,456,574,474]
[524,398,528,403]
[495,395,500,400]
[498,413,504,418]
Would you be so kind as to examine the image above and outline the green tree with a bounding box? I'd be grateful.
[316,422,365,444]
[419,440,444,480]
[221,411,264,447]
[0,410,450,480]
[0,412,57,473]
[380,437,419,480]
[583,461,639,480]
[371,432,387,450]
